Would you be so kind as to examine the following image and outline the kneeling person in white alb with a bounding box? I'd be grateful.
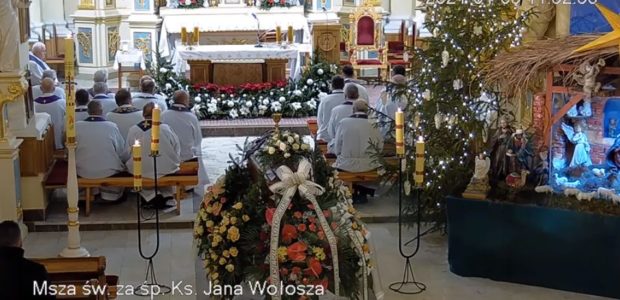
[333,100,383,203]
[75,100,129,201]
[126,103,181,209]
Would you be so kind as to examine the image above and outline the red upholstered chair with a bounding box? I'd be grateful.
[348,1,387,82]
[340,42,352,66]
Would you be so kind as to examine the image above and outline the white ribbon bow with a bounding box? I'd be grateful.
[269,158,324,202]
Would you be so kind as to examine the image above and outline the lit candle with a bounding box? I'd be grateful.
[395,108,404,155]
[276,26,282,45]
[151,104,161,155]
[133,140,142,190]
[65,34,76,142]
[193,26,200,45]
[287,25,294,44]
[181,27,188,45]
[64,34,74,78]
[415,136,425,186]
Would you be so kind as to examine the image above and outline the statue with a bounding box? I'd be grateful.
[561,122,592,167]
[609,118,617,137]
[573,59,605,99]
[0,0,29,72]
[533,147,549,186]
[506,128,533,175]
[462,153,491,200]
[490,117,513,179]
[605,137,620,187]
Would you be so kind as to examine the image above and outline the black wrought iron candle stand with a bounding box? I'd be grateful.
[389,155,427,295]
[134,151,171,296]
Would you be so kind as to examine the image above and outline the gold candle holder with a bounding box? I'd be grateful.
[272,113,282,134]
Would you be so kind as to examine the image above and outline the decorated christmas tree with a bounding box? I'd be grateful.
[384,2,530,224]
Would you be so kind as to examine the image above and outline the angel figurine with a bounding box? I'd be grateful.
[561,122,592,167]
[573,59,605,99]
[462,153,491,199]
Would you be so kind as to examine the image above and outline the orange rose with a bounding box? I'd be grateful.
[307,258,322,276]
[297,224,307,232]
[308,223,317,232]
[265,208,275,226]
[282,224,298,244]
[287,241,307,262]
[292,266,302,275]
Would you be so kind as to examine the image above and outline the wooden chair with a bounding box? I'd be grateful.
[117,62,144,90]
[33,256,118,300]
[348,0,388,82]
[387,20,413,74]
[42,24,67,78]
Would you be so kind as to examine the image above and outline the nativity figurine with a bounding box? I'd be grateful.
[609,118,617,138]
[462,153,491,200]
[561,122,592,167]
[490,117,513,179]
[533,147,549,186]
[573,58,605,99]
[506,128,532,176]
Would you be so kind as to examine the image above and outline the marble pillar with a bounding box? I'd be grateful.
[72,0,122,75]
[128,0,162,62]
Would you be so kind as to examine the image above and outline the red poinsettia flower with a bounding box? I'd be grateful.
[287,241,307,262]
[268,0,274,4]
[265,208,276,226]
[297,224,307,232]
[282,224,298,244]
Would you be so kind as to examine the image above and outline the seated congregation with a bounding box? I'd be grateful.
[313,65,408,203]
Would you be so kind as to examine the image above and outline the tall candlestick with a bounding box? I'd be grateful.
[181,27,188,46]
[193,26,200,45]
[395,108,404,156]
[415,136,425,186]
[287,25,294,44]
[276,26,282,45]
[65,34,76,141]
[151,105,161,155]
[133,140,142,190]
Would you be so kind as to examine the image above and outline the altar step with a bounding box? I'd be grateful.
[200,117,311,137]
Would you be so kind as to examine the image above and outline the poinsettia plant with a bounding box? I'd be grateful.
[172,0,205,8]
[260,0,293,10]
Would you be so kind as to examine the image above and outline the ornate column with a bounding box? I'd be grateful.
[128,0,162,62]
[71,0,122,75]
[0,74,28,224]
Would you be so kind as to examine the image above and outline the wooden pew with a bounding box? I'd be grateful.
[33,256,118,300]
[43,160,199,216]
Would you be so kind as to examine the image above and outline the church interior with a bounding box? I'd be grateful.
[1,0,620,299]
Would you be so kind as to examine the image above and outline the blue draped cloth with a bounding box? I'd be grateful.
[571,1,620,35]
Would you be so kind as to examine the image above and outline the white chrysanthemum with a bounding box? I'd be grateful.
[279,142,287,151]
[306,79,314,86]
[262,99,270,105]
[165,83,172,90]
[184,0,191,4]
[210,98,218,104]
[287,136,294,143]
[317,68,324,75]
[292,143,300,150]
[245,101,253,108]
[300,143,309,150]
[270,92,274,96]
[291,102,302,110]
[268,147,276,155]
[227,100,234,107]
[229,109,239,119]
[284,153,291,158]
[293,90,302,96]
[194,96,202,103]
[159,67,168,73]
[278,96,286,102]
[318,92,328,99]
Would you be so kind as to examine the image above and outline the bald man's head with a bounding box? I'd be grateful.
[88,100,103,116]
[40,78,55,94]
[173,90,189,107]
[143,102,155,119]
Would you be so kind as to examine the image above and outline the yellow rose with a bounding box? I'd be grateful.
[206,220,214,228]
[223,250,230,258]
[242,215,250,222]
[213,234,222,243]
[312,247,326,261]
[211,241,218,248]
[206,206,213,214]
[227,226,240,242]
[210,253,218,261]
[222,217,230,226]
[229,247,238,257]
[362,244,370,253]
[194,225,204,236]
[352,222,359,230]
[230,217,238,225]
[277,246,287,262]
[219,226,227,234]
[226,264,235,272]
[211,272,219,280]
[219,257,227,265]
[233,202,243,210]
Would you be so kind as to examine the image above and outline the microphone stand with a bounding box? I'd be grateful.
[255,19,263,48]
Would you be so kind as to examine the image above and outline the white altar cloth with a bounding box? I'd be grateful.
[174,44,311,80]
[113,49,146,70]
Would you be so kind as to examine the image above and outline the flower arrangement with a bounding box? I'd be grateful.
[260,0,293,10]
[194,131,376,299]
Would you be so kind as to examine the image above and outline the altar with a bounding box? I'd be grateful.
[176,44,310,84]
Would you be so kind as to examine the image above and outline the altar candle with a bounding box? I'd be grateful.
[276,26,282,44]
[395,108,404,155]
[64,34,74,78]
[181,27,188,45]
[151,105,161,154]
[287,25,294,44]
[415,136,425,186]
[133,140,142,190]
[193,26,200,45]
